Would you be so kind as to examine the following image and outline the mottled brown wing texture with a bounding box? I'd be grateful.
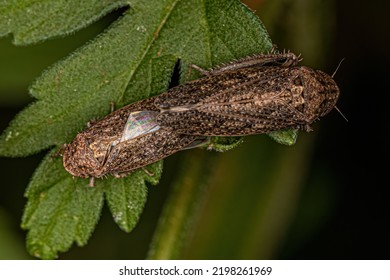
[155,67,308,136]
[101,127,197,176]
[63,96,197,178]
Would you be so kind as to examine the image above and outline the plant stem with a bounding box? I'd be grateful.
[147,150,216,259]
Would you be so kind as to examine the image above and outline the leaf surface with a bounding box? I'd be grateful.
[0,0,128,45]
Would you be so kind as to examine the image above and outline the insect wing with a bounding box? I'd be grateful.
[156,67,307,136]
[102,128,198,176]
[157,103,304,136]
[120,111,160,142]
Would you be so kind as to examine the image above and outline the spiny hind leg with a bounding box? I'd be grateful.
[190,52,301,76]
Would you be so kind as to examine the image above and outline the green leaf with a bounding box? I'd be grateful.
[268,129,299,146]
[104,161,163,232]
[207,136,244,152]
[0,0,129,45]
[21,150,162,259]
[21,151,104,259]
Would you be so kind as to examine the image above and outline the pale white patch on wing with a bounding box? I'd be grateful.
[120,111,160,142]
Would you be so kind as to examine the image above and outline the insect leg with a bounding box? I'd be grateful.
[110,101,116,112]
[188,52,301,77]
[112,171,132,178]
[53,143,68,158]
[181,137,211,150]
[207,52,301,75]
[142,166,155,177]
[89,177,95,187]
[189,64,211,76]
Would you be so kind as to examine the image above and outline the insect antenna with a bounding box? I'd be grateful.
[332,58,346,78]
[334,106,348,122]
[331,58,348,122]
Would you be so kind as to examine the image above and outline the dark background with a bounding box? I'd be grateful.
[0,0,389,259]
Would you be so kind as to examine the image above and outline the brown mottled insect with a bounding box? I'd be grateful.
[63,52,340,184]
[62,97,199,183]
[155,52,340,136]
